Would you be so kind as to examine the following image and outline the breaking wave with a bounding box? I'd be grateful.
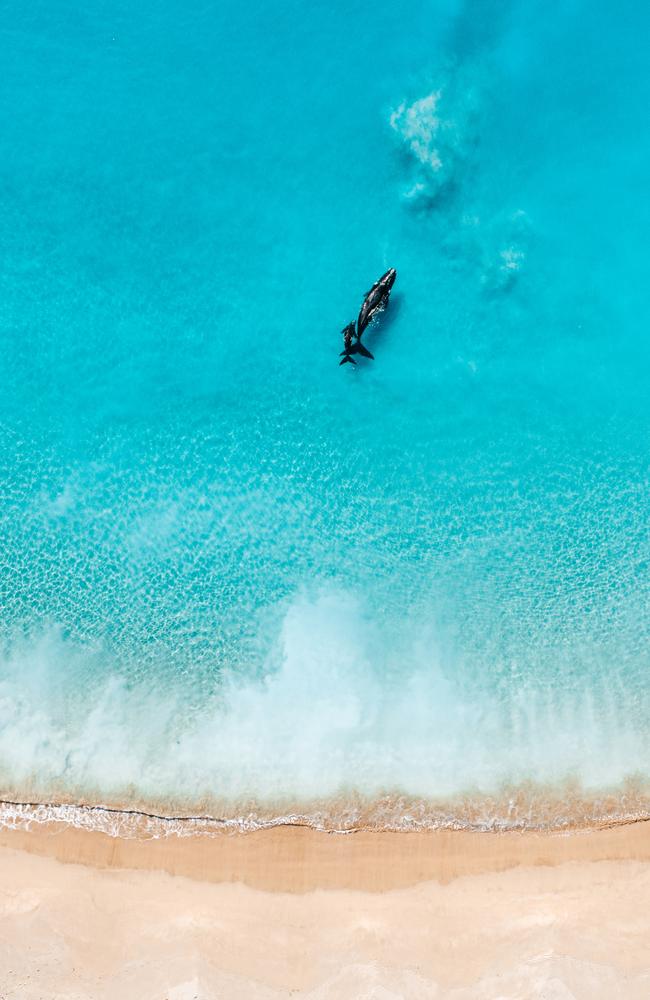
[1,589,649,833]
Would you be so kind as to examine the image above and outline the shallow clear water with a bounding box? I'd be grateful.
[1,0,649,829]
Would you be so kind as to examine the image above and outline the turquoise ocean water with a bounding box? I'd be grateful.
[1,0,650,831]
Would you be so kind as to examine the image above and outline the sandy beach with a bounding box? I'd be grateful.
[1,821,649,997]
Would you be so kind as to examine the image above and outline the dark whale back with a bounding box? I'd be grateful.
[357,268,397,335]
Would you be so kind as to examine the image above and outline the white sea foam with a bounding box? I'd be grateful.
[390,90,458,204]
[457,207,531,291]
[388,73,531,292]
[389,72,480,205]
[390,92,445,172]
[0,589,648,831]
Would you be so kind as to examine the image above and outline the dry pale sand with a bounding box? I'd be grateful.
[0,821,649,998]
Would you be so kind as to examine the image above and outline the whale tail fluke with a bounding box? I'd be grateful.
[339,354,357,366]
[339,343,374,358]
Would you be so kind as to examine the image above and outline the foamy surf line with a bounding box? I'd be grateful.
[2,790,650,840]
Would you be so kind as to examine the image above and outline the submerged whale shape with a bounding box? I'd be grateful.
[339,322,358,365]
[356,267,397,336]
[339,321,375,365]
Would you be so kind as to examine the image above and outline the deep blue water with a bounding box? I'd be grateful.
[1,0,649,826]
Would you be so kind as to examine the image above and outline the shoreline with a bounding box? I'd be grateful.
[1,813,649,892]
[2,785,650,837]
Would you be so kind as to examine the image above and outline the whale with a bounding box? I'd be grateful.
[356,267,397,336]
[339,322,358,365]
[339,322,375,365]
